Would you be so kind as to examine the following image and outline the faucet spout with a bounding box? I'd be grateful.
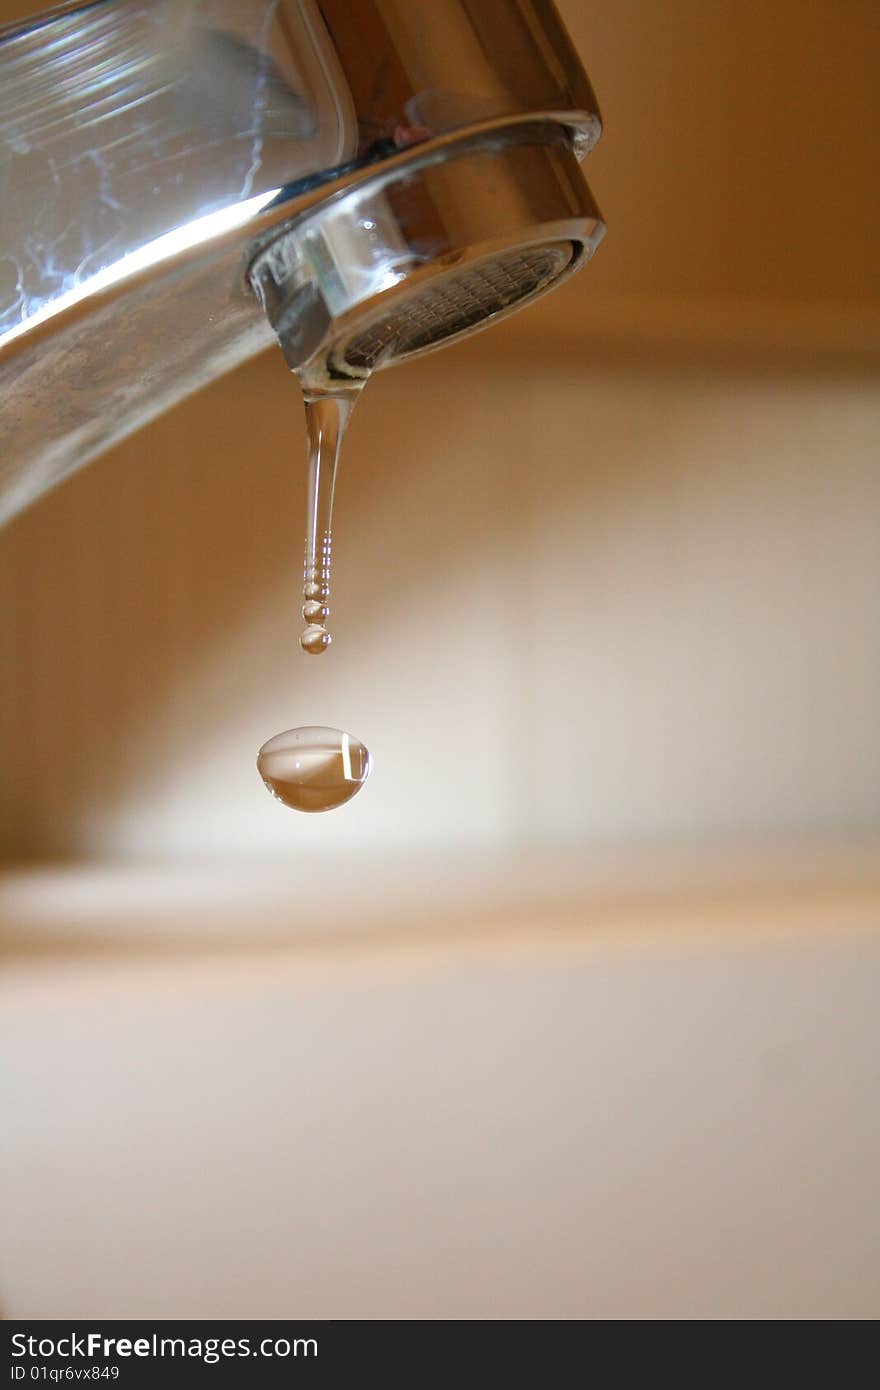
[0,0,604,523]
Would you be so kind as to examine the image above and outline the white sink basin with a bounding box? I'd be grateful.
[1,847,878,1318]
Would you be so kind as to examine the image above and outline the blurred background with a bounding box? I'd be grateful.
[1,0,878,1318]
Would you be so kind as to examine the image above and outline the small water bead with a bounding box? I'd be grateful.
[300,623,331,655]
[303,581,328,602]
[302,599,330,623]
[257,726,371,812]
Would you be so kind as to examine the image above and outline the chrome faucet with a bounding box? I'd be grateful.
[0,0,604,523]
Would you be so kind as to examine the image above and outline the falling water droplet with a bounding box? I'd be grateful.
[257,726,371,812]
[299,387,360,654]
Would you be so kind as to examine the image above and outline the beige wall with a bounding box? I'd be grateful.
[563,0,879,306]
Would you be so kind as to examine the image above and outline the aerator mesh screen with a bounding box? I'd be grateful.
[340,242,573,370]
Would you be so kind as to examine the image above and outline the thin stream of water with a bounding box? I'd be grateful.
[299,386,361,654]
[257,380,370,813]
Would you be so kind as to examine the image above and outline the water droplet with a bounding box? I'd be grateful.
[302,599,330,623]
[300,623,331,654]
[257,726,371,812]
